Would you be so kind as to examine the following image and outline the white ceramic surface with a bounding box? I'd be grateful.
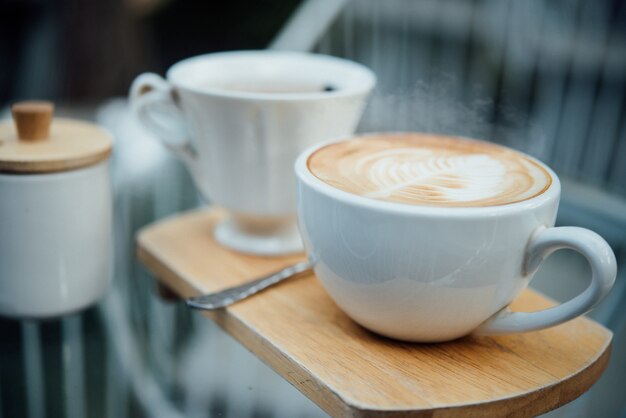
[295,136,617,342]
[0,162,113,318]
[130,50,375,256]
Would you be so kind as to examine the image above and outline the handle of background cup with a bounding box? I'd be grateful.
[474,226,616,336]
[129,73,198,172]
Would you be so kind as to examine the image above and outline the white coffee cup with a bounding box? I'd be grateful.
[130,50,375,255]
[295,134,616,342]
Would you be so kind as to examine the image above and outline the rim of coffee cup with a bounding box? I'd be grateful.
[166,50,377,101]
[295,132,561,218]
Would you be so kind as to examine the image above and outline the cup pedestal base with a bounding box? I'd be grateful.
[214,217,303,256]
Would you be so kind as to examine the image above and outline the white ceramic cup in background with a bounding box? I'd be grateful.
[295,134,616,342]
[130,50,375,256]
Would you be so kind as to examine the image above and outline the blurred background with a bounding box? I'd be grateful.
[0,0,625,417]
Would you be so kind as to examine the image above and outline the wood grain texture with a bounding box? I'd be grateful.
[0,118,112,173]
[137,208,612,418]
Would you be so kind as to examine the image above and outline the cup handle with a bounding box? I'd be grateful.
[474,226,616,335]
[129,73,199,175]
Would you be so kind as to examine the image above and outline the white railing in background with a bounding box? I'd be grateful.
[61,317,86,418]
[22,323,45,418]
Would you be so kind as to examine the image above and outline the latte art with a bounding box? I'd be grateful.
[362,150,507,202]
[307,134,551,207]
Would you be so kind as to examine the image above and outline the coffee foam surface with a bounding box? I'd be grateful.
[307,134,551,207]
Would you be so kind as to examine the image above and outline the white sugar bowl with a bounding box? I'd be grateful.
[0,101,113,318]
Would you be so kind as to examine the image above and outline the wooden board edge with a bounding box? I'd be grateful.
[136,238,356,418]
[136,231,614,418]
[348,340,612,418]
[206,309,359,418]
[136,240,202,298]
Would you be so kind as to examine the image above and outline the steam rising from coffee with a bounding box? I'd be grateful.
[359,75,547,159]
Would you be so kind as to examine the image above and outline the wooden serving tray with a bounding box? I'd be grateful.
[137,208,612,418]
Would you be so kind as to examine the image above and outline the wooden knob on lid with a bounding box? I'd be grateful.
[11,101,54,141]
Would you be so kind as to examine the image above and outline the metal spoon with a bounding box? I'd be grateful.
[186,261,313,310]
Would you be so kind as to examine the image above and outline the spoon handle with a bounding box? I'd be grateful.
[186,261,313,310]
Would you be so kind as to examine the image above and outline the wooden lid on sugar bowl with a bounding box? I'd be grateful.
[0,101,113,174]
